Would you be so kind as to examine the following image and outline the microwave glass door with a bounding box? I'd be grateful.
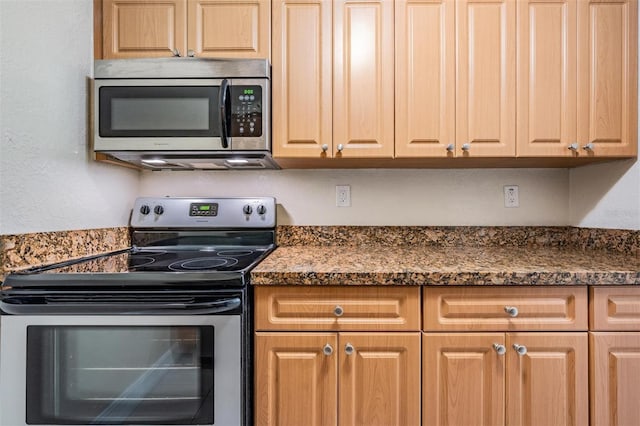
[99,86,221,137]
[25,326,215,425]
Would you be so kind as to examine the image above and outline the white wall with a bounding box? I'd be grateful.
[569,160,640,230]
[0,0,139,234]
[139,169,570,226]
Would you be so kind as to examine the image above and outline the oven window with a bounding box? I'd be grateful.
[99,86,220,137]
[26,326,214,425]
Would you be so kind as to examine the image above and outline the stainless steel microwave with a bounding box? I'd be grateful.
[92,58,277,170]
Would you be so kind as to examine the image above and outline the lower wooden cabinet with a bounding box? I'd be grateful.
[423,332,588,426]
[255,333,337,426]
[254,285,640,425]
[590,332,640,426]
[589,286,640,425]
[254,332,421,426]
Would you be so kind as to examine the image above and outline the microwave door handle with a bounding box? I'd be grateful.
[219,79,231,149]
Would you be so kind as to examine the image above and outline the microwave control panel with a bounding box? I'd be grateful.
[230,86,262,137]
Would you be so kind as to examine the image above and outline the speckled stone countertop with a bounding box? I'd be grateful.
[0,227,130,282]
[251,226,640,286]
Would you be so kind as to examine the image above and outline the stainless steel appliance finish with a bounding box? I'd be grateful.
[92,58,276,170]
[0,197,276,426]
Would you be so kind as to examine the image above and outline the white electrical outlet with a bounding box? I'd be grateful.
[336,185,351,207]
[503,185,519,208]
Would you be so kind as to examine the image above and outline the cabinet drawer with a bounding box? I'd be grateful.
[590,286,640,331]
[254,286,420,331]
[423,286,588,331]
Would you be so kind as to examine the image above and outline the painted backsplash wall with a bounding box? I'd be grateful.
[0,0,139,235]
[570,159,640,230]
[0,0,637,234]
[139,169,570,226]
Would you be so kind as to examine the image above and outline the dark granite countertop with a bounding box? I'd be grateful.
[251,226,640,286]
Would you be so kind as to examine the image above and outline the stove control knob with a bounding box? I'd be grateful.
[154,205,164,215]
[257,204,267,215]
[139,205,151,215]
[243,204,253,215]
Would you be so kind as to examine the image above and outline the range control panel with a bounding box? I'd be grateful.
[131,197,276,228]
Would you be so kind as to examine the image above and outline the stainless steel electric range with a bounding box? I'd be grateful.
[0,197,276,426]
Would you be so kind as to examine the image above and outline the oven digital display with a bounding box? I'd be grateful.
[190,203,218,217]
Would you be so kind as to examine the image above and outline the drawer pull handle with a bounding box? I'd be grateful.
[493,343,506,355]
[333,305,344,317]
[323,343,334,356]
[504,306,519,317]
[513,344,527,356]
[345,343,355,355]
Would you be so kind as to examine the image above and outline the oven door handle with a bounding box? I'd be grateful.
[0,297,242,315]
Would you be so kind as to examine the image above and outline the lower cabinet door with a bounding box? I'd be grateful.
[590,332,640,426]
[423,333,506,426]
[506,333,588,426]
[254,332,338,426]
[339,332,421,426]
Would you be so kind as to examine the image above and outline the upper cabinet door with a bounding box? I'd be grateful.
[102,0,187,58]
[334,0,395,158]
[456,0,516,157]
[577,0,638,157]
[517,0,577,157]
[272,0,333,158]
[395,0,455,158]
[187,0,271,58]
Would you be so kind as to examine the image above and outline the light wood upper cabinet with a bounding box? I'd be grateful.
[102,0,187,58]
[518,0,638,157]
[272,0,394,159]
[333,0,395,158]
[271,0,332,157]
[516,0,578,157]
[100,0,270,59]
[577,0,638,157]
[188,0,270,58]
[254,332,338,426]
[395,0,455,158]
[456,0,516,157]
[396,0,515,158]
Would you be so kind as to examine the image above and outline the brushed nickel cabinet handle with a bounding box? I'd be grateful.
[323,343,334,356]
[504,306,519,317]
[345,343,355,355]
[513,344,527,356]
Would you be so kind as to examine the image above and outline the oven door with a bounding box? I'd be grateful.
[0,315,241,426]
